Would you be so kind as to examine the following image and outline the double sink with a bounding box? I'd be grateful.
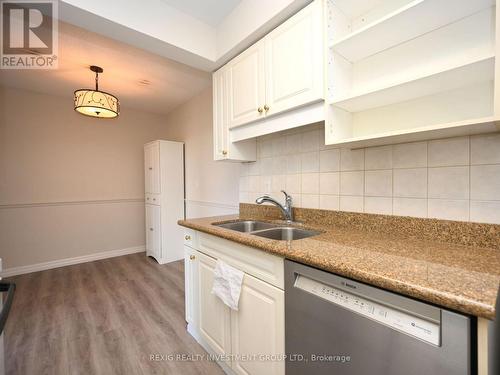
[214,220,321,241]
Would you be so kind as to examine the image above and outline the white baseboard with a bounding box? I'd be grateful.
[1,245,145,278]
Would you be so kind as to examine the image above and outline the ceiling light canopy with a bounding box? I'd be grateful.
[74,65,119,119]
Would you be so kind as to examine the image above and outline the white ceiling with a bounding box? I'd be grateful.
[159,0,242,26]
[0,22,211,115]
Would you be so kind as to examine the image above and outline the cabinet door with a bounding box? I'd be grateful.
[197,251,232,359]
[264,0,323,116]
[145,204,161,260]
[184,246,198,325]
[213,67,257,162]
[144,142,160,194]
[213,68,228,161]
[227,41,266,128]
[231,273,285,375]
[144,145,152,193]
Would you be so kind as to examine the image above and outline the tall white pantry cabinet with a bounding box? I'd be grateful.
[144,140,185,264]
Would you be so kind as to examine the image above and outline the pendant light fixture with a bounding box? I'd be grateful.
[74,65,120,118]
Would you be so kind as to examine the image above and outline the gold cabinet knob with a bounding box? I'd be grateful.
[222,150,228,156]
[190,255,195,260]
[185,235,191,240]
[257,107,264,113]
[264,104,270,112]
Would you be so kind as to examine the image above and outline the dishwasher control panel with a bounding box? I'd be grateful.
[294,275,441,346]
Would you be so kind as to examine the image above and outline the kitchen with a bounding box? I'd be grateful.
[0,0,499,374]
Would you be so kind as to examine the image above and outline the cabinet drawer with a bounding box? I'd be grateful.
[145,193,160,205]
[183,228,197,249]
[198,232,284,289]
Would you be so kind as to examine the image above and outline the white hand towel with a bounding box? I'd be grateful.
[212,260,244,311]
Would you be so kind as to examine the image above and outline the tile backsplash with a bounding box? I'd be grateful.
[239,125,500,224]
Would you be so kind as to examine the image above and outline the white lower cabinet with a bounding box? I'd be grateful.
[145,204,161,260]
[197,251,233,360]
[230,272,285,375]
[184,246,197,325]
[184,232,285,375]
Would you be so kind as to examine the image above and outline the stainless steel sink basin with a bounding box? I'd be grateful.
[252,227,322,241]
[214,220,279,233]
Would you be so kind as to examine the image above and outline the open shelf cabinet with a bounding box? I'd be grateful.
[325,0,500,147]
[330,0,494,63]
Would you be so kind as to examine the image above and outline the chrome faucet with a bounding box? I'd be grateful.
[255,190,294,223]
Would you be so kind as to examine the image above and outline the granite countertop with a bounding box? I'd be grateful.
[178,210,500,320]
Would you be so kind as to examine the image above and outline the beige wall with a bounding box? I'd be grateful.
[0,86,169,270]
[163,87,241,218]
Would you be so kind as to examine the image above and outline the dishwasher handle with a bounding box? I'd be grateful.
[0,282,16,335]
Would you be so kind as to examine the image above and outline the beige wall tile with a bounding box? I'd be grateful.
[320,172,340,195]
[428,166,469,199]
[302,194,320,209]
[301,173,319,194]
[365,170,392,197]
[301,151,320,173]
[340,196,364,213]
[340,148,365,171]
[287,154,301,174]
[365,145,393,170]
[320,149,341,172]
[272,156,288,175]
[272,175,286,193]
[428,137,469,167]
[259,138,273,158]
[286,133,301,154]
[248,176,260,192]
[471,133,500,165]
[393,142,427,168]
[301,130,321,152]
[260,157,273,175]
[247,160,260,176]
[428,199,469,222]
[393,198,427,218]
[239,176,249,192]
[319,195,339,210]
[340,171,364,196]
[272,137,287,157]
[470,200,500,224]
[471,165,500,200]
[364,197,393,215]
[286,174,301,194]
[260,175,272,194]
[393,168,427,198]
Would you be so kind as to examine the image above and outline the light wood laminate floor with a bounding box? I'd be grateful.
[4,253,225,375]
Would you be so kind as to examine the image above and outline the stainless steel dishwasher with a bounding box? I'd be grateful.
[285,260,475,375]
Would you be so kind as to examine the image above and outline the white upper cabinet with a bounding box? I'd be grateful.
[325,0,500,148]
[227,41,266,128]
[264,0,324,116]
[213,67,257,162]
[144,141,160,194]
[212,0,324,158]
